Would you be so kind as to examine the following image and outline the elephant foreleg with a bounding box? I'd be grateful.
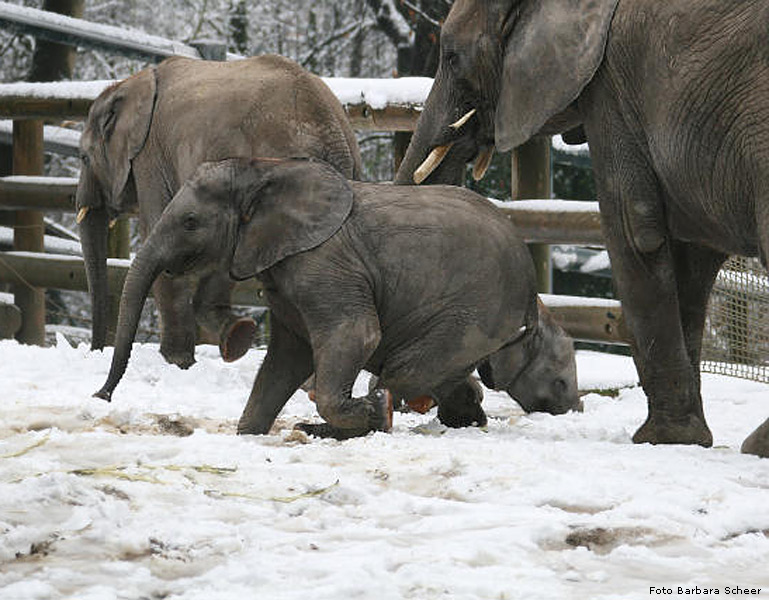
[296,314,390,439]
[193,271,257,362]
[237,316,313,435]
[587,121,712,447]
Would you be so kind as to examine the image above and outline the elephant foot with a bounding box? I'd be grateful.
[297,388,393,440]
[160,347,196,370]
[741,418,769,458]
[237,422,268,436]
[437,402,487,428]
[294,422,373,441]
[632,413,713,447]
[220,317,257,363]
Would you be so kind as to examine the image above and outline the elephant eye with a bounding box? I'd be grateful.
[445,51,460,73]
[80,153,90,166]
[183,214,199,232]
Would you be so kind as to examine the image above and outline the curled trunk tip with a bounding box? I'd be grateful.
[93,388,112,402]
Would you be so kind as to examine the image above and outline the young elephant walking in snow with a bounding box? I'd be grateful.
[94,157,579,439]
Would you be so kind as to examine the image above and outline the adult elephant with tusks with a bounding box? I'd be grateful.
[76,54,361,368]
[394,0,769,458]
[93,157,581,440]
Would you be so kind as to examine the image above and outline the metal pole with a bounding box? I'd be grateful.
[512,137,553,293]
[12,119,46,345]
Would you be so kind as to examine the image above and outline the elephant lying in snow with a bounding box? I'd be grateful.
[76,54,361,369]
[93,158,580,439]
[394,0,769,457]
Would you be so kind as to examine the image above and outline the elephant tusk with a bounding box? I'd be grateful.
[450,108,477,130]
[76,207,89,224]
[414,143,454,184]
[109,219,117,229]
[472,147,495,181]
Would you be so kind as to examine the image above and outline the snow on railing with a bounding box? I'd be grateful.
[0,1,200,61]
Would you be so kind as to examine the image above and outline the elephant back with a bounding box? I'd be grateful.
[150,55,362,183]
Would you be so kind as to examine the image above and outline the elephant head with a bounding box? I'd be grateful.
[76,68,157,349]
[395,0,618,185]
[479,301,580,415]
[93,157,353,401]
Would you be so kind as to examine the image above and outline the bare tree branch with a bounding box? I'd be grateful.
[300,18,374,69]
[399,0,441,28]
[365,0,412,47]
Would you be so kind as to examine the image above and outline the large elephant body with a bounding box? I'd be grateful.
[77,54,361,367]
[394,0,769,457]
[94,158,580,439]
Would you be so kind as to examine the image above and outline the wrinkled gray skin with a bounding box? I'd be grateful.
[77,54,361,368]
[395,0,769,457]
[94,158,579,439]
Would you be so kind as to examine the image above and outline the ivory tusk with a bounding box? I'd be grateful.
[450,108,477,130]
[414,143,454,184]
[76,207,89,224]
[472,147,495,181]
[109,219,117,229]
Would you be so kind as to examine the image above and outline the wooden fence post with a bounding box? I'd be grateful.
[12,119,46,345]
[105,217,130,344]
[512,137,553,293]
[189,41,227,61]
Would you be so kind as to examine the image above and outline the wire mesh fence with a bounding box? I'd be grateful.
[701,256,769,383]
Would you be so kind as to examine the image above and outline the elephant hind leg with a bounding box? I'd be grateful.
[435,376,487,428]
[297,314,390,439]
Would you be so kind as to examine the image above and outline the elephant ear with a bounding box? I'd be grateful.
[495,0,619,151]
[96,67,157,204]
[230,159,354,280]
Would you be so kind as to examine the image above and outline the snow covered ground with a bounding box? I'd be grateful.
[0,338,767,600]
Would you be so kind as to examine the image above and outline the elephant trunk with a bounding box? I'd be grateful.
[93,240,162,401]
[394,85,471,187]
[78,204,110,351]
[394,93,446,185]
[76,165,112,351]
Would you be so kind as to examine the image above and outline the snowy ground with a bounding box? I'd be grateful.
[0,338,767,600]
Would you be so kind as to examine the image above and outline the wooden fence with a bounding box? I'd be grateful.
[0,1,629,348]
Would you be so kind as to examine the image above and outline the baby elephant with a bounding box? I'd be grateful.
[95,157,580,438]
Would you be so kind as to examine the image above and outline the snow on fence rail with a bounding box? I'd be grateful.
[0,1,202,61]
[0,77,432,132]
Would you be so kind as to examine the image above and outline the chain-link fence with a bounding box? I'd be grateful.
[702,256,769,383]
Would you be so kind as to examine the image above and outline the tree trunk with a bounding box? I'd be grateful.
[28,0,85,83]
